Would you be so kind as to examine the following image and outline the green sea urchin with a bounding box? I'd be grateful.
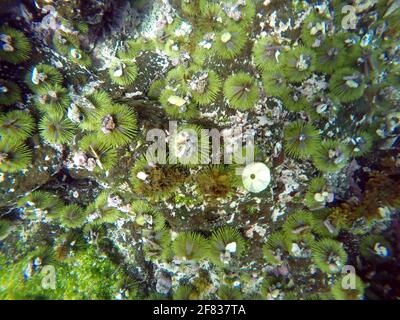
[169,124,210,166]
[17,191,64,220]
[0,26,31,64]
[78,134,118,171]
[60,204,86,229]
[331,275,365,300]
[223,72,258,110]
[39,113,76,144]
[159,88,198,120]
[108,58,138,86]
[188,69,222,105]
[0,79,21,106]
[311,239,348,273]
[214,25,247,60]
[314,37,347,74]
[208,226,245,266]
[284,120,321,159]
[0,110,35,142]
[91,103,137,147]
[329,68,366,103]
[25,64,63,93]
[0,139,32,172]
[173,232,208,262]
[252,36,284,72]
[34,84,70,116]
[312,139,350,173]
[281,47,316,82]
[85,191,122,225]
[282,210,317,242]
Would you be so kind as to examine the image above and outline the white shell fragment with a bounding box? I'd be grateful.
[168,95,187,107]
[374,243,389,257]
[113,66,123,77]
[136,171,148,181]
[225,242,237,253]
[31,67,41,85]
[221,32,232,43]
[70,48,82,60]
[241,162,271,193]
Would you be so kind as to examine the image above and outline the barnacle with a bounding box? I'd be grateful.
[281,47,316,82]
[39,113,76,145]
[0,79,21,106]
[331,276,365,300]
[25,64,63,93]
[329,68,366,103]
[214,24,247,60]
[172,232,208,262]
[0,26,31,64]
[208,226,245,266]
[85,191,122,225]
[188,69,221,105]
[311,239,348,273]
[312,140,350,173]
[108,58,138,86]
[91,103,137,147]
[223,72,258,110]
[0,139,32,172]
[34,84,70,116]
[0,110,35,142]
[60,204,86,229]
[78,134,118,171]
[284,120,321,159]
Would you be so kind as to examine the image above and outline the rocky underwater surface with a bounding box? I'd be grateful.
[0,0,399,300]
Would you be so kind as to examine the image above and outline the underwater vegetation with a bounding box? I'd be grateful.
[0,0,399,301]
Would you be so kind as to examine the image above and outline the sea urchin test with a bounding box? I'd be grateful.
[241,162,271,193]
